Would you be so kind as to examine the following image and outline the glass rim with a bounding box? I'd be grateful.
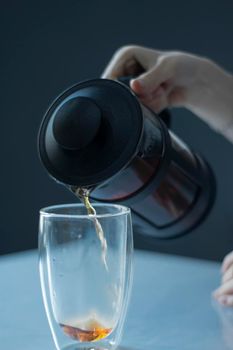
[40,203,131,219]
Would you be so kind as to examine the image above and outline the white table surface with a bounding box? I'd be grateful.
[1,249,233,350]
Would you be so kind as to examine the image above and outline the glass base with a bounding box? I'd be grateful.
[62,346,108,350]
[61,339,115,350]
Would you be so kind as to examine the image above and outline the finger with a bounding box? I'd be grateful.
[124,58,145,77]
[102,45,161,79]
[102,56,140,79]
[222,251,233,273]
[130,59,173,95]
[140,91,169,113]
[137,80,171,108]
[168,86,187,107]
[222,265,233,284]
[149,94,169,113]
[213,279,233,297]
[217,295,233,307]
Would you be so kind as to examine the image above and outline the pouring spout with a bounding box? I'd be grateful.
[69,185,93,200]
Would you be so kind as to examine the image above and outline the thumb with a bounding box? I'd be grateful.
[130,60,170,95]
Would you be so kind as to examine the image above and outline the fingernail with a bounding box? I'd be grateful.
[129,79,136,88]
[130,79,145,95]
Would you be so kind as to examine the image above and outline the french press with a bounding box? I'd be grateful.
[38,78,215,238]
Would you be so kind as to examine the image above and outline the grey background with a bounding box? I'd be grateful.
[1,0,233,260]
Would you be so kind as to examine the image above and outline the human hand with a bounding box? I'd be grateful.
[102,45,233,141]
[213,251,233,306]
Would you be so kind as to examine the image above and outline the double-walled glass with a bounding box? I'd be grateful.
[39,204,133,350]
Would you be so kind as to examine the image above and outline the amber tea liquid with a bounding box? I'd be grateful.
[60,319,112,342]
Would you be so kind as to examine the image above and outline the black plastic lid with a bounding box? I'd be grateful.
[38,79,144,187]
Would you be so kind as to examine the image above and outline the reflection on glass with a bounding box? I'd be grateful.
[132,162,198,227]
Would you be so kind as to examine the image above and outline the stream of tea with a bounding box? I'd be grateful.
[74,187,108,271]
[60,187,110,342]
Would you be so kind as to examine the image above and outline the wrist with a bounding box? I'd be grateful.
[185,57,233,135]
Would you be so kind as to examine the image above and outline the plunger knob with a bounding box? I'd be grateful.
[53,96,102,151]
